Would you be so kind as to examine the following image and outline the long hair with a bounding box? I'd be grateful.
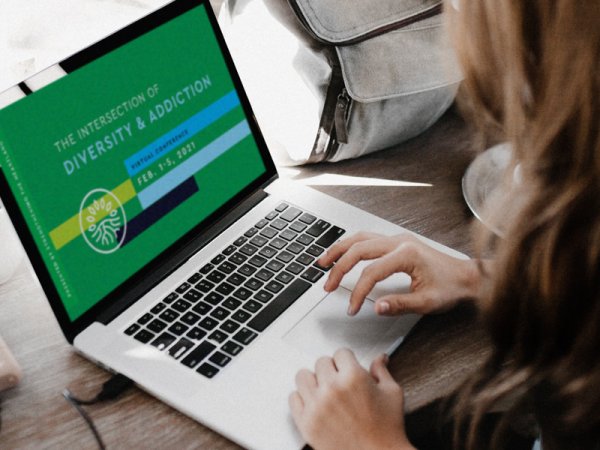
[445,1,600,449]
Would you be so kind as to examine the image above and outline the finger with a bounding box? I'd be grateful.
[325,237,399,293]
[295,369,318,400]
[318,232,380,268]
[332,348,361,374]
[314,356,337,386]
[288,391,305,426]
[375,292,429,316]
[369,354,395,385]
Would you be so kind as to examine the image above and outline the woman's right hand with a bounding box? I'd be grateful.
[318,232,482,316]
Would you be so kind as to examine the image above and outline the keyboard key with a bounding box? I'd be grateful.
[196,280,215,293]
[306,244,325,257]
[297,234,315,246]
[207,271,226,284]
[287,243,305,255]
[138,313,153,325]
[147,319,167,333]
[164,292,178,304]
[151,332,176,350]
[315,226,346,248]
[271,218,288,230]
[204,292,224,306]
[124,323,140,336]
[254,290,274,303]
[222,245,237,256]
[243,300,263,313]
[301,267,325,283]
[299,213,317,224]
[229,253,248,265]
[176,282,191,294]
[290,221,308,233]
[222,341,243,356]
[270,237,287,250]
[280,229,298,241]
[197,363,219,379]
[244,278,264,291]
[168,322,189,336]
[306,219,331,237]
[248,279,311,332]
[233,328,258,345]
[232,309,252,323]
[150,302,167,315]
[259,227,277,239]
[259,246,278,259]
[266,259,285,272]
[210,307,231,320]
[265,280,284,294]
[286,262,305,275]
[181,341,216,368]
[199,263,214,274]
[255,269,275,281]
[244,228,259,238]
[265,211,279,220]
[250,235,269,247]
[211,254,226,265]
[276,251,294,263]
[181,312,201,326]
[255,218,269,229]
[134,329,155,344]
[275,271,295,284]
[199,317,219,331]
[239,244,259,257]
[169,338,194,359]
[239,264,257,276]
[296,253,315,266]
[280,207,302,222]
[249,255,268,267]
[172,299,192,313]
[221,320,241,334]
[216,282,235,296]
[209,330,228,344]
[188,273,202,284]
[223,298,243,310]
[227,273,246,286]
[183,289,203,302]
[186,327,207,340]
[314,260,333,272]
[233,287,253,301]
[209,351,232,367]
[193,301,213,316]
[275,203,289,212]
[233,236,248,247]
[159,309,179,323]
[219,261,237,274]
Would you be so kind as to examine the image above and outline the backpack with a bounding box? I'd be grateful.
[218,0,462,165]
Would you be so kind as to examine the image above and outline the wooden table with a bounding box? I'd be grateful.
[0,105,491,448]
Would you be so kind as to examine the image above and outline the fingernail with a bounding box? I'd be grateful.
[324,279,331,291]
[378,302,390,314]
[347,305,354,316]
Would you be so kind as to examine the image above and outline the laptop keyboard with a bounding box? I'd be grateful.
[123,203,345,379]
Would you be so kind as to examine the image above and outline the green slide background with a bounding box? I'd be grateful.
[0,6,266,320]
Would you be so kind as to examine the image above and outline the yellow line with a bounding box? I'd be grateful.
[49,180,136,250]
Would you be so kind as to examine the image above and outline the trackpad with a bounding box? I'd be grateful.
[283,287,420,366]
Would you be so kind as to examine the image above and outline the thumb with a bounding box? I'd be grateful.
[375,293,427,316]
[370,354,395,385]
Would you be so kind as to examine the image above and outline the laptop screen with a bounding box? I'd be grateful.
[0,1,275,332]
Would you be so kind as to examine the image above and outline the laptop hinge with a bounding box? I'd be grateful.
[97,187,271,325]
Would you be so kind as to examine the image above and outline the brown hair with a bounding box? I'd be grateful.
[445,1,600,449]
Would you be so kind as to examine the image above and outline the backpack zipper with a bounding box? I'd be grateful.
[334,88,351,144]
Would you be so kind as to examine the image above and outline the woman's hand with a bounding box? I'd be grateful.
[289,349,415,450]
[318,232,481,316]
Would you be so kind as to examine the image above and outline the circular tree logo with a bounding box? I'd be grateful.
[79,189,127,254]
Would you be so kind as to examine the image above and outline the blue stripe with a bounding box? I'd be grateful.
[137,120,251,208]
[124,90,240,176]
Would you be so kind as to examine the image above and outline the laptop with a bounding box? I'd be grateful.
[0,1,467,448]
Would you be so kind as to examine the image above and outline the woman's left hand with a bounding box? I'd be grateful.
[289,349,415,450]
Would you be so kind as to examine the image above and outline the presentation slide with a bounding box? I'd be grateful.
[0,6,266,320]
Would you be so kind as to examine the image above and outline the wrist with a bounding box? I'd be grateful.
[459,258,482,302]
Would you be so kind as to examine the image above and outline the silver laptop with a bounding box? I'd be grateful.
[0,1,466,448]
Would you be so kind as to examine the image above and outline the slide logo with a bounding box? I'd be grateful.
[79,189,127,254]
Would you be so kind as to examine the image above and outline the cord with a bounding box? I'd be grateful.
[63,374,133,449]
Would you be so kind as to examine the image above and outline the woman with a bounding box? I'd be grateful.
[289,1,600,449]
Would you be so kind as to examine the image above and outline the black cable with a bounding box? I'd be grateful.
[63,374,133,450]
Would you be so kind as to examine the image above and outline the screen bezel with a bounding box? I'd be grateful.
[0,0,278,343]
